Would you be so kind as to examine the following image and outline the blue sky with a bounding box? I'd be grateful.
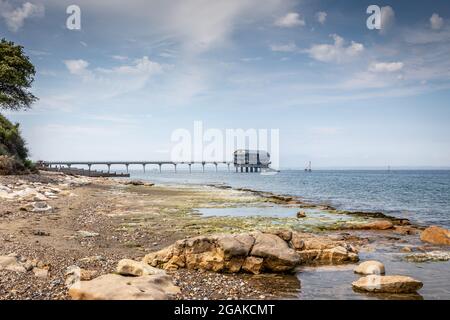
[1,0,450,168]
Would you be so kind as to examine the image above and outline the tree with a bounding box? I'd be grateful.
[0,38,37,111]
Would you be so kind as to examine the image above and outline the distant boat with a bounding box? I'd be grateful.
[305,161,312,172]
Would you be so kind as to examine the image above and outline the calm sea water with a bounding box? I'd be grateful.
[127,169,450,229]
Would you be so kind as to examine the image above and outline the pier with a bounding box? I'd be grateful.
[39,161,234,174]
[38,150,273,176]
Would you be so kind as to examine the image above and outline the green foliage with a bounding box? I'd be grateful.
[0,113,29,162]
[0,38,37,111]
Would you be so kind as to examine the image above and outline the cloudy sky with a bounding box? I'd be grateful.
[1,0,450,168]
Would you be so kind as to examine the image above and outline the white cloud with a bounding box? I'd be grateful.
[274,12,305,28]
[64,59,90,76]
[380,6,395,34]
[270,42,298,52]
[369,62,404,73]
[316,11,327,25]
[0,0,44,32]
[99,56,163,76]
[112,55,129,61]
[307,34,364,63]
[430,13,444,30]
[63,56,165,98]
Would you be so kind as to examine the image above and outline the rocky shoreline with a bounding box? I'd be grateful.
[1,172,449,300]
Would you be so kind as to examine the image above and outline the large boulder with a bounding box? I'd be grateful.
[352,275,423,293]
[420,226,450,245]
[144,233,255,273]
[143,231,360,274]
[354,260,385,275]
[250,232,300,272]
[68,273,180,300]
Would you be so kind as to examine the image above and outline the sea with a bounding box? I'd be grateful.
[128,169,450,228]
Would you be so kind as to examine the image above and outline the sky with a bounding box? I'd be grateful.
[1,0,450,169]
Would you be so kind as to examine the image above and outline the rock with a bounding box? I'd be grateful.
[23,260,34,271]
[404,251,450,263]
[267,229,292,242]
[394,226,417,235]
[33,230,50,236]
[117,259,165,276]
[319,246,359,264]
[250,232,300,272]
[242,256,264,274]
[296,211,306,218]
[78,255,105,263]
[215,233,255,258]
[289,232,305,250]
[125,180,145,186]
[401,246,413,253]
[420,226,450,245]
[354,260,385,275]
[68,273,180,300]
[356,220,394,230]
[76,230,100,238]
[0,255,26,273]
[31,201,52,212]
[33,267,49,278]
[65,266,99,287]
[143,231,360,273]
[352,275,423,293]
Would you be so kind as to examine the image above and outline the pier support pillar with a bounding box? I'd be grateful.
[159,164,162,173]
[250,167,253,173]
[228,163,230,172]
[235,166,238,173]
[214,163,218,172]
[107,164,111,173]
[68,164,72,169]
[189,164,192,173]
[202,162,205,173]
[240,167,243,173]
[245,167,249,173]
[125,164,129,173]
[88,164,92,172]
[143,164,146,173]
[174,164,177,173]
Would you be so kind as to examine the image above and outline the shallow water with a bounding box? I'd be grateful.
[297,249,450,300]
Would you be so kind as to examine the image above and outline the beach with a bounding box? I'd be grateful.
[1,171,449,300]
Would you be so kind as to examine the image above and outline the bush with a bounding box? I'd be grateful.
[0,113,33,174]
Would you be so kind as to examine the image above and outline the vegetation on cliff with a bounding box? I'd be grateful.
[0,39,37,174]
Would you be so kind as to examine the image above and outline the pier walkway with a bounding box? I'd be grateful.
[40,161,234,174]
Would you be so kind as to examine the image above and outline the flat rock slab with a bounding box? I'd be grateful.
[352,275,423,294]
[68,273,180,300]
